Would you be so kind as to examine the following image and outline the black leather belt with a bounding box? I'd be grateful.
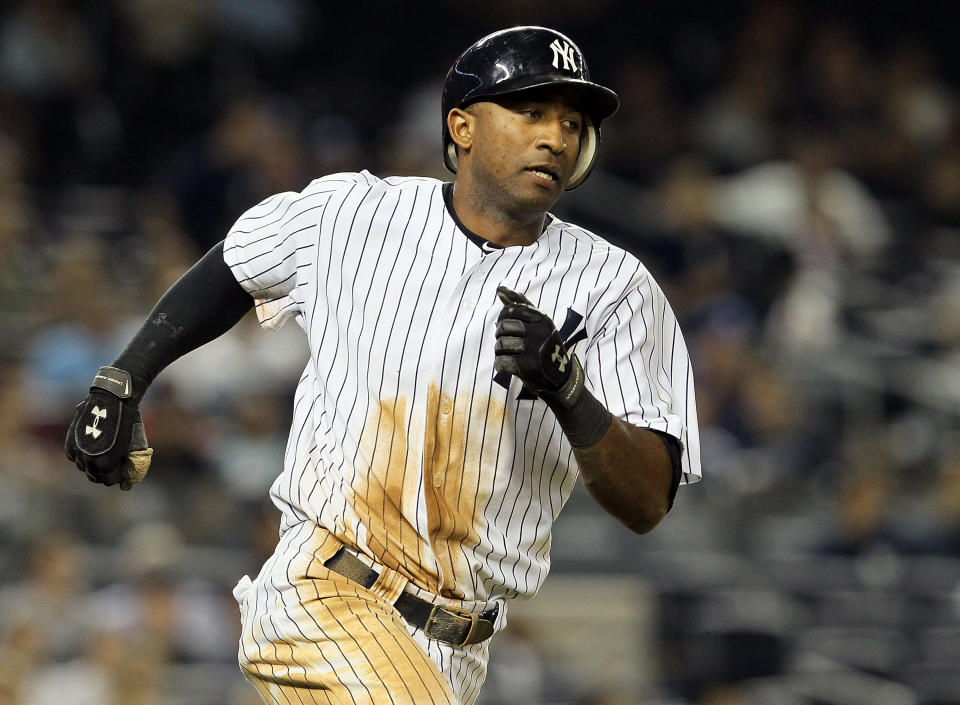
[324,547,498,647]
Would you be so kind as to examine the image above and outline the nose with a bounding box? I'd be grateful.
[536,119,566,154]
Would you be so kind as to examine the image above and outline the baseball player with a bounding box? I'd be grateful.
[65,26,701,705]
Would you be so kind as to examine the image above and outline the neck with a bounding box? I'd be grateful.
[450,179,547,247]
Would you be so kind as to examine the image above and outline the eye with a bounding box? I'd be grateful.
[519,108,540,118]
[562,118,581,131]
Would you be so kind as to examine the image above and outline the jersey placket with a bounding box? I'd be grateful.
[419,248,494,596]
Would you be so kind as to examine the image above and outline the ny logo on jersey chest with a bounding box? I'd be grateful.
[494,307,587,399]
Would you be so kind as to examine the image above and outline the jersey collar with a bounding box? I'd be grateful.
[442,182,553,252]
[442,182,503,252]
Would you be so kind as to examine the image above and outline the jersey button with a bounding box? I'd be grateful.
[439,398,453,415]
[432,473,443,488]
[464,300,475,311]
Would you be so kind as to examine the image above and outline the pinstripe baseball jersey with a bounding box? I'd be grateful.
[223,170,701,606]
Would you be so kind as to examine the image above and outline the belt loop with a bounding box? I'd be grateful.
[303,524,345,576]
[313,531,345,564]
[370,563,408,605]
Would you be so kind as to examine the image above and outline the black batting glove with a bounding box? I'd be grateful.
[65,366,153,490]
[495,286,613,448]
[494,286,585,410]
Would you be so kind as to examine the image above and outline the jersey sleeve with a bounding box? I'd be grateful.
[582,271,702,484]
[222,175,350,330]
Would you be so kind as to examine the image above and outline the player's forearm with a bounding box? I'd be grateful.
[113,241,254,400]
[572,414,674,534]
[541,361,675,533]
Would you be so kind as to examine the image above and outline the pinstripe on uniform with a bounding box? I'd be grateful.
[223,171,701,704]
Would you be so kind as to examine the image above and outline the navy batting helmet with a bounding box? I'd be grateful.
[442,26,620,190]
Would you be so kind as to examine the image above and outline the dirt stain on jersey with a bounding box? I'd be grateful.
[423,382,504,598]
[352,396,428,584]
[353,385,505,599]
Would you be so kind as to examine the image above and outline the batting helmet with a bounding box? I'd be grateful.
[442,26,620,190]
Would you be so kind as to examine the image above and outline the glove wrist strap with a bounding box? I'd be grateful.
[91,366,134,400]
[542,357,613,449]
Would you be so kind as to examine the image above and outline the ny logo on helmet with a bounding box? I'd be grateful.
[549,39,579,73]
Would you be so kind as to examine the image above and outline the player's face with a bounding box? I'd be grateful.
[465,86,584,211]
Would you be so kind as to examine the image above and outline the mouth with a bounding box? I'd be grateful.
[526,165,561,185]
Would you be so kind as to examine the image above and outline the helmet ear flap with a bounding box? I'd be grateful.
[565,115,597,190]
[445,140,459,174]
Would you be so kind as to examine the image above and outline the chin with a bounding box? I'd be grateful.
[519,189,562,213]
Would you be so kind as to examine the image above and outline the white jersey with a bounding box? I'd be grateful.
[223,171,701,604]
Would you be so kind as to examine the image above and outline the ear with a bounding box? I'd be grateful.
[447,107,475,154]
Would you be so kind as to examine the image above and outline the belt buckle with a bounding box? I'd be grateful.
[425,603,478,647]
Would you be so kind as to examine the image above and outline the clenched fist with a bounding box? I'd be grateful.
[65,366,153,490]
[494,286,584,409]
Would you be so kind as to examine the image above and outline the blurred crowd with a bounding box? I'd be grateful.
[1,1,959,704]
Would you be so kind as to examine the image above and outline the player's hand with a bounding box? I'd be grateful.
[494,286,584,409]
[65,366,153,491]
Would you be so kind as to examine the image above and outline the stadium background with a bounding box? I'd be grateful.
[1,0,959,703]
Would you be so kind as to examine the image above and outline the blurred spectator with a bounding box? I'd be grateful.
[0,0,105,183]
[711,124,892,266]
[690,54,782,170]
[0,133,41,355]
[707,123,893,356]
[0,531,91,666]
[0,0,99,98]
[0,360,75,544]
[136,380,217,488]
[82,521,239,663]
[212,391,291,501]
[884,39,955,152]
[164,95,311,249]
[378,74,448,179]
[115,0,209,68]
[22,234,129,420]
[211,0,308,53]
[921,137,960,227]
[914,442,960,556]
[0,621,43,704]
[601,53,684,184]
[309,113,372,176]
[796,20,880,156]
[158,313,308,408]
[475,618,549,705]
[816,461,901,558]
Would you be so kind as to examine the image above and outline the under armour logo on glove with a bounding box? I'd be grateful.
[550,345,568,373]
[85,406,107,438]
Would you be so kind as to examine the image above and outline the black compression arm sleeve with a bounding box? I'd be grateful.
[112,241,254,401]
